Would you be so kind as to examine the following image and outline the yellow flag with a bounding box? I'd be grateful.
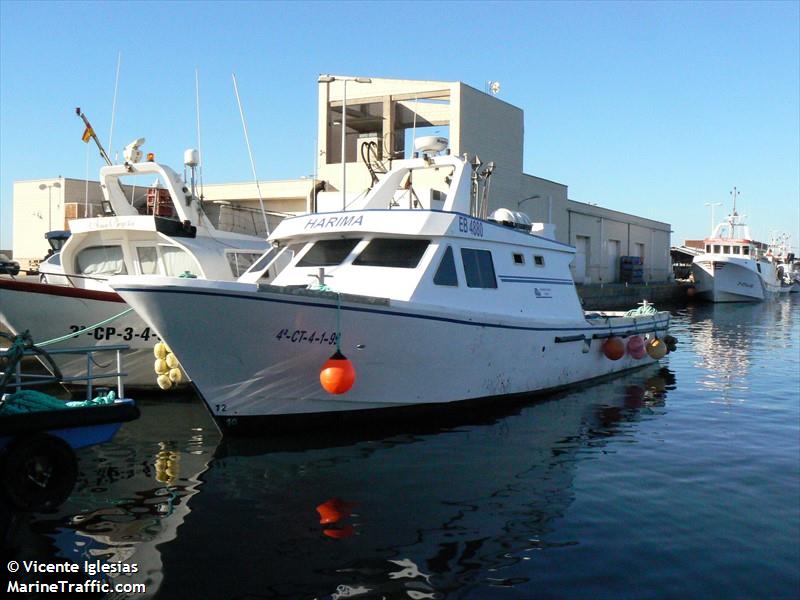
[82,126,93,143]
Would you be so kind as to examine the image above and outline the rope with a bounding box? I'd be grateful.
[37,307,135,347]
[1,331,63,393]
[335,292,342,352]
[624,301,658,317]
[306,283,342,351]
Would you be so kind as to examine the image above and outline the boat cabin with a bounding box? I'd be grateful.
[241,143,584,322]
[38,142,268,289]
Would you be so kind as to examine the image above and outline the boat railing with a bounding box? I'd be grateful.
[1,343,129,401]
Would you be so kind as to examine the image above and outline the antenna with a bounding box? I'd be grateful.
[232,73,270,236]
[108,52,122,159]
[730,186,739,215]
[195,68,204,201]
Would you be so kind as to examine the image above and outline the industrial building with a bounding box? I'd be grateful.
[11,76,671,281]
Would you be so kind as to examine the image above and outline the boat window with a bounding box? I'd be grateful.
[353,238,430,268]
[226,251,264,277]
[713,245,721,253]
[297,238,361,267]
[706,245,711,253]
[743,246,750,255]
[137,247,159,275]
[247,247,278,275]
[513,253,524,265]
[723,245,731,254]
[161,246,200,276]
[733,246,740,255]
[534,255,545,267]
[757,262,761,273]
[461,248,497,289]
[76,245,128,276]
[433,246,458,286]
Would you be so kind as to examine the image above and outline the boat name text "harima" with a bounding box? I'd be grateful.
[304,215,364,230]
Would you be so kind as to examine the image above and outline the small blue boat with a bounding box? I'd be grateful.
[0,331,140,511]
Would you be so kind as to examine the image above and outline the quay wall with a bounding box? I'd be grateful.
[577,282,691,311]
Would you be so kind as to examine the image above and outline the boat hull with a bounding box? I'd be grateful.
[691,259,778,302]
[0,278,167,388]
[113,279,671,433]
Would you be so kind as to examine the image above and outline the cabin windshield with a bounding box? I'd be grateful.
[297,239,361,267]
[352,238,430,268]
[76,245,128,276]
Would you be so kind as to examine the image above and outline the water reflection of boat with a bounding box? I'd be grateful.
[686,299,794,397]
[1,396,220,598]
[149,367,674,599]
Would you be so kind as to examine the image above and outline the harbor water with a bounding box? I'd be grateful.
[3,297,799,599]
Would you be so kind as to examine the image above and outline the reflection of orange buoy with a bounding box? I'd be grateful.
[320,350,356,394]
[646,338,667,359]
[316,497,357,524]
[602,337,625,360]
[626,336,646,359]
[323,524,355,539]
[686,286,696,298]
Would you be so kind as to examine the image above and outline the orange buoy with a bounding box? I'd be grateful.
[626,335,646,359]
[323,523,355,539]
[320,350,356,394]
[316,497,356,524]
[646,338,668,359]
[602,336,625,360]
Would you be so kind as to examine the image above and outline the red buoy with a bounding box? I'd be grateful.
[626,335,646,359]
[320,350,356,394]
[602,336,625,360]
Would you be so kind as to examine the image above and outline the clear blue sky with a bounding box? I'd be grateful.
[1,1,798,250]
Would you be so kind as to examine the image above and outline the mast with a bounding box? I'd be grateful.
[76,108,113,166]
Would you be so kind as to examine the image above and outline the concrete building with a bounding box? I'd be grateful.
[11,76,671,281]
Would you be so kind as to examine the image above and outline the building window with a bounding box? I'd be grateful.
[513,253,525,265]
[297,239,361,267]
[433,246,458,286]
[353,238,430,268]
[461,248,497,289]
[534,255,545,267]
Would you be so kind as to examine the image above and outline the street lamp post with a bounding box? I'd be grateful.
[39,181,62,232]
[704,202,722,236]
[318,75,372,210]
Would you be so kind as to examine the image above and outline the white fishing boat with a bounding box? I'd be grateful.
[0,138,278,388]
[111,138,672,434]
[691,193,782,302]
[765,233,798,294]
